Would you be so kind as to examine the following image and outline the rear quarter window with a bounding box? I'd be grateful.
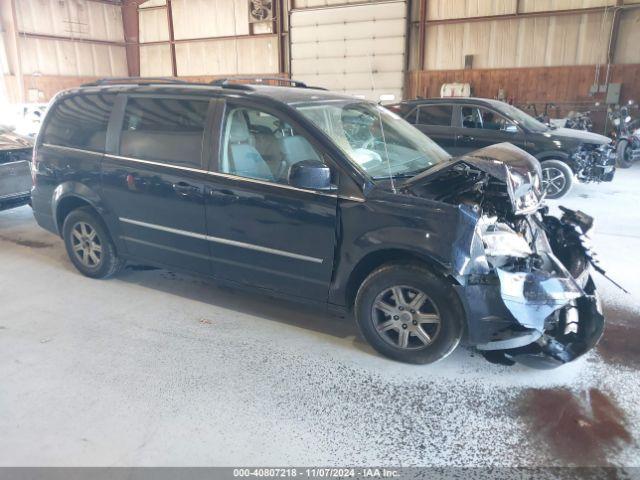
[41,94,115,152]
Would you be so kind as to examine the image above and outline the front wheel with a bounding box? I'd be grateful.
[354,263,463,364]
[62,207,124,279]
[541,159,574,199]
[616,139,633,168]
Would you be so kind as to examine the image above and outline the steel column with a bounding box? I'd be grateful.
[166,0,178,77]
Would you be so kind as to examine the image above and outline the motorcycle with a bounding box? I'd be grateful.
[565,110,593,132]
[609,100,640,169]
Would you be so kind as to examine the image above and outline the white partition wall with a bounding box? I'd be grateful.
[290,1,407,103]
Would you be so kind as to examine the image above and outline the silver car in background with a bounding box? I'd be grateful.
[0,126,33,212]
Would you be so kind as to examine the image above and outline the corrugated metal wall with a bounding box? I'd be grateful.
[15,0,126,76]
[414,0,638,70]
[424,12,613,70]
[139,0,278,77]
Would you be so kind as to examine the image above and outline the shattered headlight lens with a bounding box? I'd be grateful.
[503,166,542,215]
[482,225,533,258]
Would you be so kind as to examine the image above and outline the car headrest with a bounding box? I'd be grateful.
[279,135,321,163]
[229,110,250,144]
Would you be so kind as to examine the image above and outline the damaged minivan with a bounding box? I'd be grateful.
[32,78,605,369]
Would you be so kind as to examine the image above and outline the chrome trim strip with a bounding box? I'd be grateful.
[0,191,30,200]
[106,153,205,175]
[119,217,324,264]
[121,236,326,284]
[0,160,30,167]
[42,144,103,156]
[39,145,360,201]
[104,153,339,198]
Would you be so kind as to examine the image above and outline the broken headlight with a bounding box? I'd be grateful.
[482,223,532,259]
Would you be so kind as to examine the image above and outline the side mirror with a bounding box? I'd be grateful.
[288,160,335,191]
[503,124,518,133]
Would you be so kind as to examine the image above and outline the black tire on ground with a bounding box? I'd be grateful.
[616,139,633,168]
[541,159,574,199]
[62,206,124,279]
[354,263,464,364]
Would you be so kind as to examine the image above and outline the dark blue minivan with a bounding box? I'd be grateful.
[31,78,605,369]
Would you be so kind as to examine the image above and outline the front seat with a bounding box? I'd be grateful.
[277,135,322,181]
[227,110,274,181]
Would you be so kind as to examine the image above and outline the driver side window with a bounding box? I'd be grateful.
[461,106,517,132]
[220,105,325,185]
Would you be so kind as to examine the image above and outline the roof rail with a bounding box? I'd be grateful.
[210,76,311,89]
[81,77,191,87]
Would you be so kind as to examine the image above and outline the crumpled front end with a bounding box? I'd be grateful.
[572,143,616,183]
[455,206,604,369]
[405,144,606,368]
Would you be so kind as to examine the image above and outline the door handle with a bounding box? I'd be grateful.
[206,188,239,202]
[172,182,200,197]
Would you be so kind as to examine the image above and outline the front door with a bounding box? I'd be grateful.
[203,100,338,301]
[451,105,526,156]
[101,94,212,274]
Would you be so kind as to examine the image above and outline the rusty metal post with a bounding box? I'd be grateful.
[166,0,178,77]
[122,0,141,77]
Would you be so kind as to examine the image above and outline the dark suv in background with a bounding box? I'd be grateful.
[31,78,605,368]
[391,98,615,198]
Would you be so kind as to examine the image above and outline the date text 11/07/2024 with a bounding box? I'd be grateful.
[232,468,400,478]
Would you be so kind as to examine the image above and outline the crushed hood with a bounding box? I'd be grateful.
[404,143,543,215]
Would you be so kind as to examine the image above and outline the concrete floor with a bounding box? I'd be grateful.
[1,167,639,467]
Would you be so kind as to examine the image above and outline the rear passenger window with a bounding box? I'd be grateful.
[120,97,209,168]
[42,94,115,151]
[416,105,453,126]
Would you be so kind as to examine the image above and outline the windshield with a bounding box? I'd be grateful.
[500,103,549,133]
[294,101,450,179]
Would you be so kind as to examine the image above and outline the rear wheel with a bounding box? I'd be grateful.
[616,139,633,168]
[541,159,574,199]
[354,263,463,364]
[62,207,124,279]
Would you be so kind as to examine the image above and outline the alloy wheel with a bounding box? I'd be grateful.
[70,221,103,268]
[541,166,567,196]
[371,285,441,350]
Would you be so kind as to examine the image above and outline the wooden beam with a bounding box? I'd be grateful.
[139,32,277,46]
[415,4,640,26]
[121,0,141,76]
[417,0,427,71]
[17,31,126,46]
[6,0,25,102]
[275,0,286,74]
[166,0,177,76]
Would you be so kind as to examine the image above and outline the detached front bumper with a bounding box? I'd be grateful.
[456,276,604,369]
[453,206,606,369]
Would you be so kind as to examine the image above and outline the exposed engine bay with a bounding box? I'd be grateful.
[404,143,610,368]
[572,143,616,183]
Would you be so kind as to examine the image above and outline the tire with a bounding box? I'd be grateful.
[354,263,463,364]
[616,140,633,168]
[541,159,574,199]
[62,206,124,279]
